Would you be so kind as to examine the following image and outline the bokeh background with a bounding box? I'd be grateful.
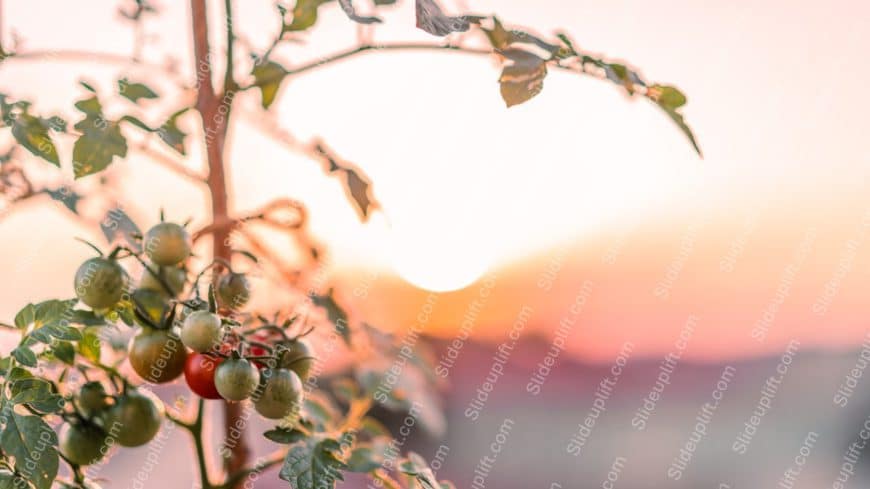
[2,0,870,488]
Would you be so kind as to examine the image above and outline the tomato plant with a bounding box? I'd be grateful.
[0,0,700,488]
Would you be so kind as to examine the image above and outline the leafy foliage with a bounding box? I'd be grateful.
[72,94,128,178]
[278,436,348,489]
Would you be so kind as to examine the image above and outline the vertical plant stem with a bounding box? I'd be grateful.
[189,0,247,484]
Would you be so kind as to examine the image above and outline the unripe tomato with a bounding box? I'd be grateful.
[184,352,224,399]
[143,222,191,266]
[104,391,163,447]
[217,272,251,309]
[128,327,187,384]
[214,358,260,401]
[59,423,108,466]
[254,368,303,419]
[278,340,315,382]
[180,311,224,353]
[132,288,169,326]
[78,381,108,416]
[140,264,186,297]
[74,257,126,309]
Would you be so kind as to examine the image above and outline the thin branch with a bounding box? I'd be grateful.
[223,0,236,92]
[7,50,189,87]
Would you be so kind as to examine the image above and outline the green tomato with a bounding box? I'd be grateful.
[132,288,169,326]
[140,264,186,297]
[278,340,315,382]
[128,327,187,384]
[59,423,108,466]
[254,368,303,419]
[78,381,108,416]
[103,391,163,447]
[217,273,251,309]
[143,222,191,266]
[74,257,126,309]
[180,310,224,353]
[214,358,260,401]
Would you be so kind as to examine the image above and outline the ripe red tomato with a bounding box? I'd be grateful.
[184,353,224,399]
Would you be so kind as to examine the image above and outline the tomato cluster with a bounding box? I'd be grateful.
[63,221,315,465]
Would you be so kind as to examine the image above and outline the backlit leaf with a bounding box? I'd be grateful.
[11,112,60,165]
[279,436,348,489]
[118,78,158,103]
[0,412,59,489]
[498,49,547,107]
[415,0,481,36]
[283,0,331,32]
[338,0,381,24]
[252,61,288,109]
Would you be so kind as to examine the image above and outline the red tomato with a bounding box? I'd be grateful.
[184,353,224,399]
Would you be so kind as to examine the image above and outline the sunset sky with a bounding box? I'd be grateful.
[2,0,869,363]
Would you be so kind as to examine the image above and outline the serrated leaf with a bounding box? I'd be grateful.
[283,0,331,32]
[14,303,35,329]
[499,49,547,107]
[251,61,287,109]
[69,309,107,327]
[264,427,307,444]
[0,412,59,489]
[44,187,82,214]
[52,341,76,365]
[156,108,188,155]
[648,85,701,156]
[72,96,127,178]
[399,452,439,489]
[10,378,63,413]
[482,17,558,56]
[279,436,348,489]
[347,445,384,473]
[78,328,102,363]
[101,206,142,251]
[603,63,644,94]
[415,0,481,36]
[338,0,381,24]
[118,78,158,103]
[12,347,37,367]
[11,112,60,165]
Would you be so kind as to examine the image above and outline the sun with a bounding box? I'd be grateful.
[386,214,491,293]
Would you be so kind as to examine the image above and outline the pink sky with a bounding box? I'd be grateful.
[1,0,869,362]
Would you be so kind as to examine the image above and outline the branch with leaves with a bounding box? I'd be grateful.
[0,1,703,488]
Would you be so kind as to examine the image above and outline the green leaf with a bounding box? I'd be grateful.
[11,112,60,165]
[11,347,37,367]
[283,0,331,32]
[264,427,307,444]
[498,49,547,107]
[156,108,188,155]
[43,187,82,214]
[347,445,384,473]
[118,78,158,103]
[301,392,342,431]
[78,328,102,363]
[603,63,644,94]
[34,299,76,327]
[279,436,348,489]
[317,144,378,221]
[0,412,59,489]
[52,341,76,365]
[251,61,287,109]
[72,96,128,178]
[648,85,701,156]
[399,452,439,489]
[100,206,142,251]
[14,303,35,329]
[338,0,382,24]
[310,289,351,345]
[482,17,558,56]
[68,309,107,327]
